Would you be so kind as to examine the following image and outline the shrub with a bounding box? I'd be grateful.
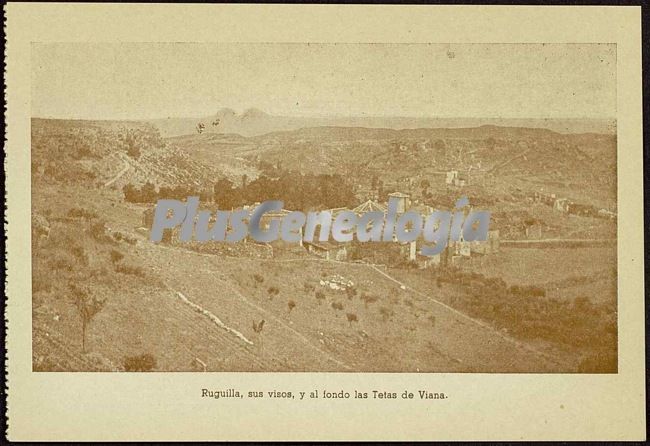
[122,182,157,203]
[379,307,394,322]
[267,286,280,298]
[360,293,378,308]
[331,302,344,311]
[71,142,94,160]
[287,300,296,312]
[123,353,156,372]
[68,244,89,265]
[89,266,110,279]
[315,290,326,304]
[529,286,546,297]
[346,313,358,326]
[345,287,357,300]
[90,221,110,243]
[115,263,146,277]
[113,231,137,245]
[510,284,546,297]
[577,349,617,373]
[127,144,141,160]
[110,249,124,263]
[33,275,53,293]
[67,207,98,220]
[253,274,264,284]
[48,251,78,272]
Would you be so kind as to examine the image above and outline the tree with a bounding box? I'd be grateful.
[126,142,141,160]
[371,175,379,190]
[109,249,124,264]
[123,182,157,203]
[213,178,235,209]
[199,188,213,202]
[70,284,107,353]
[140,182,157,202]
[360,293,378,308]
[253,319,265,333]
[267,286,280,300]
[346,313,359,327]
[122,183,138,202]
[122,129,141,159]
[420,179,431,198]
[379,307,394,322]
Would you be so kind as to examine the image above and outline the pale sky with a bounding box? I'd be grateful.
[31,43,616,120]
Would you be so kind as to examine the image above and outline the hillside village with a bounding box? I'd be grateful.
[31,118,618,373]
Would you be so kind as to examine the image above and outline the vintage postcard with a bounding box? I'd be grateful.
[5,3,645,442]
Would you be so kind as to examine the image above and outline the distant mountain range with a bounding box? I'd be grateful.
[147,108,616,138]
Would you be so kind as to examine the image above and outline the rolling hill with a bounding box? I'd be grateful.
[147,108,616,138]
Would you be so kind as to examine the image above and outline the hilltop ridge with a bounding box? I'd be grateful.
[142,109,616,138]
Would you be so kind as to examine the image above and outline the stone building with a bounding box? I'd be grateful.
[470,229,500,254]
[303,241,348,261]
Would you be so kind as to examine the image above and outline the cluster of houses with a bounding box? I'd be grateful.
[317,189,502,269]
[445,170,469,187]
[531,191,616,219]
[403,228,500,268]
[141,191,500,269]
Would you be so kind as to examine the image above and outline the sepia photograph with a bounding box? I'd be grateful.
[31,42,618,373]
[5,3,645,442]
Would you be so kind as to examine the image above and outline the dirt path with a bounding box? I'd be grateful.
[204,272,352,370]
[104,154,131,187]
[172,289,254,345]
[135,241,352,371]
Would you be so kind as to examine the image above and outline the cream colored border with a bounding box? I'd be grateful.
[5,4,645,441]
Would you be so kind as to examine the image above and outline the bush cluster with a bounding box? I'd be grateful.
[433,268,616,351]
[123,353,157,372]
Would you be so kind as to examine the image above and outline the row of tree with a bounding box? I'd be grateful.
[123,170,357,211]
